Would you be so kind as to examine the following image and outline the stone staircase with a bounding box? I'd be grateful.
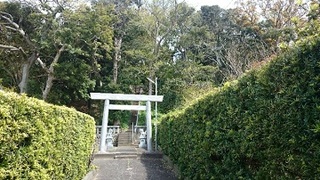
[117,128,134,146]
[94,125,161,160]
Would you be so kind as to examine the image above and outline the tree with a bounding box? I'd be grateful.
[137,0,181,94]
[0,2,39,93]
[34,2,113,103]
[92,0,136,84]
[0,1,114,104]
[235,0,307,49]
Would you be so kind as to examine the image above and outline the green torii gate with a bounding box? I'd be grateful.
[90,93,164,152]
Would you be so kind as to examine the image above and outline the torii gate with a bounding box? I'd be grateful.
[90,93,164,152]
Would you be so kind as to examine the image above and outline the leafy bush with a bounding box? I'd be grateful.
[0,91,95,179]
[158,36,320,179]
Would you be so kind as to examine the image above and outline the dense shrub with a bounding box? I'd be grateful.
[0,91,95,179]
[158,37,320,179]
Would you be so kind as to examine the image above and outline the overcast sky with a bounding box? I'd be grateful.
[0,0,237,9]
[184,0,236,9]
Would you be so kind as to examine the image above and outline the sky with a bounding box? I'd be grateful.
[0,0,237,10]
[184,0,236,9]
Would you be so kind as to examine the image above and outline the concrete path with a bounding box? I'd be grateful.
[91,146,178,180]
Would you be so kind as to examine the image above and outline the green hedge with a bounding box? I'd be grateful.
[158,37,320,179]
[0,91,95,179]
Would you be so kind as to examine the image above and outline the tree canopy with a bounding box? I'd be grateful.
[0,0,319,120]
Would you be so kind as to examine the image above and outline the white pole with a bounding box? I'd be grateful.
[155,77,158,151]
[146,101,152,152]
[99,99,110,152]
[135,101,140,132]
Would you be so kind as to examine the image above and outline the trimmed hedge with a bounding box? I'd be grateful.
[158,37,320,179]
[0,91,95,179]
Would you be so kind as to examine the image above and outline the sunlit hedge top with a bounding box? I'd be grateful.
[0,91,95,179]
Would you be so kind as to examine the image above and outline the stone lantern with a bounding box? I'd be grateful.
[139,128,147,148]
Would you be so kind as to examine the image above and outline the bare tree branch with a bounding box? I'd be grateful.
[0,11,13,22]
[0,12,36,49]
[49,44,65,72]
[36,44,65,75]
[0,44,20,51]
[0,12,25,36]
[42,44,65,100]
[36,57,50,74]
[0,44,27,56]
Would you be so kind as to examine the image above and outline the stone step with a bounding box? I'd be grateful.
[118,132,132,136]
[118,140,131,142]
[117,143,133,146]
[118,138,131,141]
[116,130,136,147]
[118,137,131,140]
[118,134,131,137]
[117,143,136,146]
[94,152,163,159]
[118,136,131,139]
[114,155,138,159]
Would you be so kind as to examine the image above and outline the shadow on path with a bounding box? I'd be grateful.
[93,158,177,180]
[91,147,177,180]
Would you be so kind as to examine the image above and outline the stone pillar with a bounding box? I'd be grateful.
[100,99,110,152]
[146,101,152,152]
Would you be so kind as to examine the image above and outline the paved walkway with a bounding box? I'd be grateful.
[91,146,178,180]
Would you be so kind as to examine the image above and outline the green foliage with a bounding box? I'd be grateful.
[157,61,218,113]
[158,36,320,179]
[49,59,96,104]
[0,91,95,179]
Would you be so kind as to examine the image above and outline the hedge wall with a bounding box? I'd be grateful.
[0,91,95,179]
[158,37,320,179]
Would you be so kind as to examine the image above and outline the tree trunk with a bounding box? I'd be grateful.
[113,37,122,84]
[18,52,37,93]
[42,45,65,101]
[42,74,54,100]
[18,63,30,93]
[0,12,38,94]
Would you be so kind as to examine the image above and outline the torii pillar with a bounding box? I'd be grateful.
[90,93,164,152]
